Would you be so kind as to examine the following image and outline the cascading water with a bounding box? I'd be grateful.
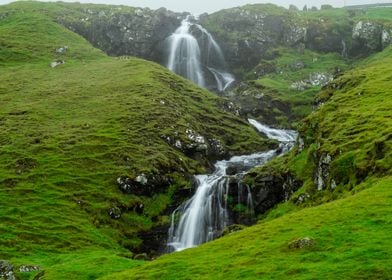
[166,16,235,91]
[167,119,297,252]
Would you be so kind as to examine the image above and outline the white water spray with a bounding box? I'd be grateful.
[167,119,297,252]
[166,16,235,91]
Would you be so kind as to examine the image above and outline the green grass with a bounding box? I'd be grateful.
[104,176,392,279]
[0,2,272,277]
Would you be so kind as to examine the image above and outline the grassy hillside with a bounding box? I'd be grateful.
[105,176,392,279]
[204,4,392,128]
[0,2,272,278]
[104,45,392,280]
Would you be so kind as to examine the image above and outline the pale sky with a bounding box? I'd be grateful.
[0,0,387,14]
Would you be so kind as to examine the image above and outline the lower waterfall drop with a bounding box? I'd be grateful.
[167,119,297,252]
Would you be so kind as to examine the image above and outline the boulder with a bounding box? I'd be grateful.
[0,260,15,280]
[288,237,315,249]
[108,206,122,219]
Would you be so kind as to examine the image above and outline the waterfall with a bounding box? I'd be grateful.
[167,119,297,252]
[166,16,235,91]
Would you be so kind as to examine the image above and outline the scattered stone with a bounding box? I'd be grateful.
[55,46,68,54]
[18,265,40,273]
[221,224,246,237]
[290,80,309,91]
[174,139,182,149]
[0,260,15,280]
[185,129,208,152]
[136,173,148,185]
[290,60,305,70]
[108,207,122,219]
[308,72,333,86]
[330,179,337,189]
[298,137,305,152]
[288,237,315,249]
[50,60,65,68]
[296,193,310,203]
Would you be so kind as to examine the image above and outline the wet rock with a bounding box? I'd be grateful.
[288,237,315,249]
[108,206,122,219]
[248,172,302,215]
[208,138,227,157]
[0,260,15,280]
[226,165,240,176]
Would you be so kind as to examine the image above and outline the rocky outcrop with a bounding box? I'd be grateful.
[352,21,383,55]
[117,173,172,196]
[0,260,15,280]
[288,237,315,249]
[246,171,302,215]
[56,6,183,60]
[224,81,292,127]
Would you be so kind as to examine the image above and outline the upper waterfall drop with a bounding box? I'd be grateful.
[166,16,235,91]
[167,18,205,87]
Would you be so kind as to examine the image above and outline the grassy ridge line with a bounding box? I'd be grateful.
[103,176,392,280]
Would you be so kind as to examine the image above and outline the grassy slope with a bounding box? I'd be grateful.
[105,176,392,280]
[104,46,392,279]
[0,2,271,278]
[205,5,392,128]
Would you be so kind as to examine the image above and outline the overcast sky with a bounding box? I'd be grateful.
[0,0,386,14]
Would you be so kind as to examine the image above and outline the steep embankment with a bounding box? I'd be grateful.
[0,3,272,278]
[104,45,392,280]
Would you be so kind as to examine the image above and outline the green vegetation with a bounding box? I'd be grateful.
[104,45,392,280]
[105,176,392,279]
[1,1,391,279]
[0,2,271,277]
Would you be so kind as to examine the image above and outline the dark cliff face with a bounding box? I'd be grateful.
[199,5,392,75]
[56,6,183,61]
[54,4,391,79]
